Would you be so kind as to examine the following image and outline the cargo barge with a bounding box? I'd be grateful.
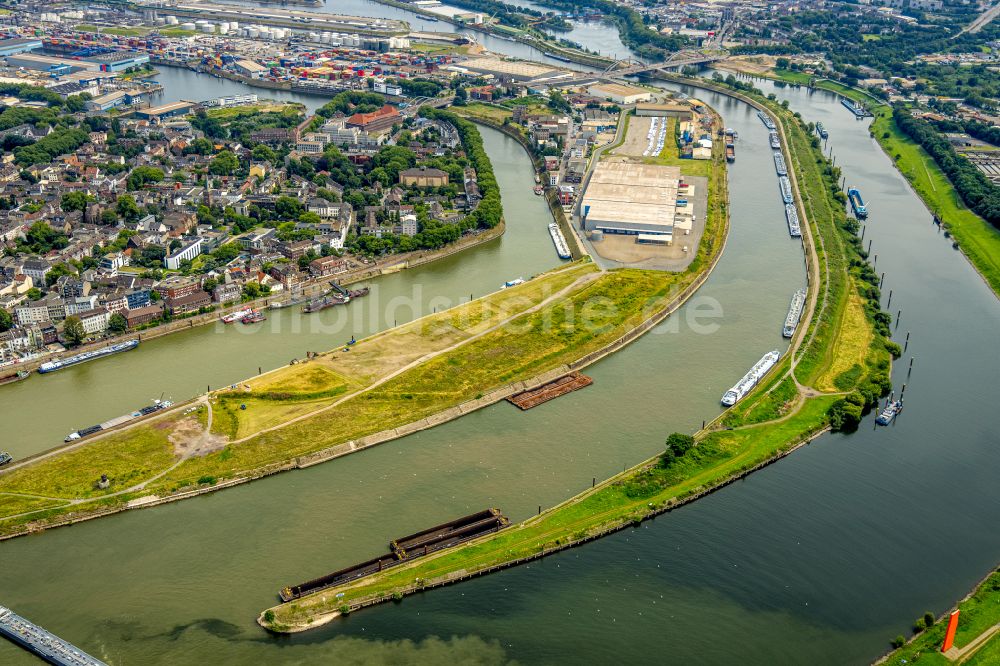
[303,294,349,312]
[848,187,868,218]
[725,142,736,162]
[548,223,572,259]
[721,350,781,406]
[816,122,828,139]
[0,605,106,666]
[785,203,802,237]
[841,98,871,118]
[508,372,593,410]
[64,398,173,442]
[773,151,787,176]
[757,110,776,130]
[38,339,139,374]
[778,175,793,204]
[241,310,266,324]
[783,289,806,338]
[278,509,510,602]
[769,131,781,150]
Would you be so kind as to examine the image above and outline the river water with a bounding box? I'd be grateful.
[1,63,998,666]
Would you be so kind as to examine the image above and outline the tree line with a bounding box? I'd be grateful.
[893,106,1000,230]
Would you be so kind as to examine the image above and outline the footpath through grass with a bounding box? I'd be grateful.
[0,262,708,537]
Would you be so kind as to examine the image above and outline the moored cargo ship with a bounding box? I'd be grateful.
[221,308,255,324]
[779,175,793,204]
[303,293,349,313]
[785,203,802,237]
[548,223,572,259]
[38,339,139,374]
[769,131,781,149]
[816,122,828,139]
[721,350,781,406]
[841,98,871,118]
[783,289,807,338]
[757,110,776,130]
[726,142,735,162]
[64,398,173,442]
[848,187,868,218]
[773,151,787,176]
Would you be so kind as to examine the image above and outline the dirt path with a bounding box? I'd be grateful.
[226,270,602,445]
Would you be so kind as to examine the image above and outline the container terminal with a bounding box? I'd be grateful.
[279,509,509,602]
[721,350,781,406]
[0,605,106,666]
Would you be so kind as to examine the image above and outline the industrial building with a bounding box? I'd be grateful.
[635,102,694,120]
[0,38,43,57]
[587,83,652,105]
[85,51,150,72]
[5,53,93,75]
[582,162,684,243]
[459,57,558,81]
[135,101,197,120]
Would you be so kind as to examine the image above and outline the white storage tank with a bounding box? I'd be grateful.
[166,16,179,25]
[155,17,166,25]
[181,22,197,31]
[201,24,215,33]
[229,21,239,31]
[246,27,259,38]
[218,22,230,34]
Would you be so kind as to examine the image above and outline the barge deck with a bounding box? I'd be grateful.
[507,373,593,410]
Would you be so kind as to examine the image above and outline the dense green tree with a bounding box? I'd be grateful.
[209,150,239,176]
[62,315,86,346]
[115,194,142,222]
[108,312,127,333]
[0,308,12,332]
[60,191,94,213]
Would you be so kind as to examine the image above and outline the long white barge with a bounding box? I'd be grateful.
[779,176,793,204]
[721,350,781,406]
[0,605,106,666]
[37,339,139,374]
[65,399,173,442]
[548,223,572,260]
[757,110,776,130]
[785,203,801,237]
[783,289,807,338]
[773,152,787,176]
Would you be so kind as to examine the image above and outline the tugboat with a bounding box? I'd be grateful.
[816,122,829,139]
[0,370,29,386]
[876,398,903,426]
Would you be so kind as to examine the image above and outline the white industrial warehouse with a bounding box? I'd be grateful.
[581,162,695,244]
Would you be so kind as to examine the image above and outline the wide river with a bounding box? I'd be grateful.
[1,51,998,666]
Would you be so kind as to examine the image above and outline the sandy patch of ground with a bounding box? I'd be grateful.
[169,416,228,457]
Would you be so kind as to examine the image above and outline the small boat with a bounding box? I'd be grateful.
[816,122,829,139]
[346,286,370,298]
[241,311,266,324]
[875,399,902,426]
[725,143,735,163]
[0,370,29,386]
[221,308,254,324]
[501,278,525,289]
[0,451,11,466]
[534,185,544,195]
[269,301,291,310]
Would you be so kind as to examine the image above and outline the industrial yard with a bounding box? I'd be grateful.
[581,103,717,271]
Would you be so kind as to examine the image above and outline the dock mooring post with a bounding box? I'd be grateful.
[538,505,541,516]
[896,310,901,328]
[886,289,892,309]
[879,272,885,288]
